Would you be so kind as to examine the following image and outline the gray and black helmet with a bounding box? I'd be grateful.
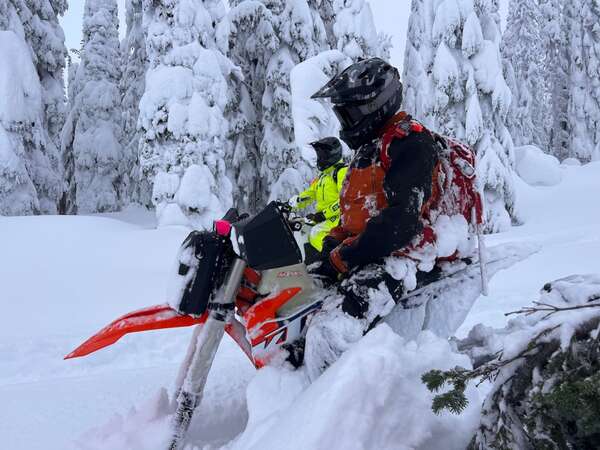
[312,58,403,149]
[310,137,343,171]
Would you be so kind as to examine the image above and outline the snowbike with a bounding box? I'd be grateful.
[66,202,323,449]
[65,202,534,450]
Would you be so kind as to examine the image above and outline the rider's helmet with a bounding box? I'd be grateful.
[310,137,343,171]
[311,58,403,149]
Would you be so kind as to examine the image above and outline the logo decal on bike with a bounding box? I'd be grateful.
[277,271,303,278]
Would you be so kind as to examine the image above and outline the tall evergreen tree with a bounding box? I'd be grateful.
[14,0,68,190]
[61,0,124,213]
[502,0,546,148]
[332,0,388,61]
[0,0,66,215]
[139,0,235,228]
[313,0,337,48]
[540,0,571,160]
[567,0,600,162]
[403,0,517,232]
[228,0,330,208]
[262,0,329,203]
[59,54,81,214]
[227,1,278,212]
[121,0,148,206]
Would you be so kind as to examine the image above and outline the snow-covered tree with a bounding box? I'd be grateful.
[332,0,388,61]
[59,55,80,214]
[228,0,331,208]
[139,0,236,229]
[566,0,600,162]
[502,0,546,149]
[121,0,148,206]
[0,30,48,215]
[312,0,336,48]
[227,1,278,211]
[424,275,600,449]
[403,0,517,232]
[262,0,330,203]
[402,0,433,123]
[540,0,571,161]
[61,0,125,213]
[0,1,66,215]
[13,0,68,184]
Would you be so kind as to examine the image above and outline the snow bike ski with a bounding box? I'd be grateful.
[65,202,534,449]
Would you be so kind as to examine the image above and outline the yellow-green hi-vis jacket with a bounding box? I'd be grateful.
[294,162,348,252]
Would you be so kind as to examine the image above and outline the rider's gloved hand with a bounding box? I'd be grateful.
[311,258,342,285]
[306,212,326,224]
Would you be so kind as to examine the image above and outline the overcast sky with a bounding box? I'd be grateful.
[59,1,507,72]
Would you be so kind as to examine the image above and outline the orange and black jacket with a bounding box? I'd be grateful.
[326,113,439,272]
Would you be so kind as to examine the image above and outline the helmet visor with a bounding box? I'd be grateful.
[333,104,365,130]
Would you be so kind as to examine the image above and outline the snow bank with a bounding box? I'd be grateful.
[514,145,562,186]
[226,326,480,450]
[561,157,581,167]
[385,242,539,341]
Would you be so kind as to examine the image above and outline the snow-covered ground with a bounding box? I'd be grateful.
[1,163,599,450]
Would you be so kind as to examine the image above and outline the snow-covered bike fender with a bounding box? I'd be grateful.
[64,304,209,359]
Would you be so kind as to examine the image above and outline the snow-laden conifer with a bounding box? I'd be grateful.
[312,0,336,48]
[332,0,388,61]
[59,55,81,214]
[502,0,546,148]
[121,0,148,206]
[424,275,600,449]
[228,0,330,207]
[62,0,124,214]
[262,0,329,203]
[13,0,68,187]
[139,0,235,228]
[403,0,517,232]
[539,0,571,161]
[227,1,278,212]
[273,50,351,201]
[567,0,600,162]
[0,1,65,215]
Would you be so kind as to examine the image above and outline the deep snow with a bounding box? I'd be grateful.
[1,163,600,449]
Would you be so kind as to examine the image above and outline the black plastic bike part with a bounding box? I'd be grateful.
[234,202,303,270]
[175,231,233,316]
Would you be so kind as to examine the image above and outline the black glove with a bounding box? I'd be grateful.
[307,212,326,224]
[321,235,341,255]
[310,257,342,287]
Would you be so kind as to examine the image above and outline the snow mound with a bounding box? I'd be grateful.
[514,145,562,186]
[561,157,582,167]
[227,326,480,450]
[385,242,539,341]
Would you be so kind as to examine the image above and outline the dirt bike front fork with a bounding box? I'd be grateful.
[168,258,247,450]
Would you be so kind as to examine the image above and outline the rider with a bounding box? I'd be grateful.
[302,58,482,375]
[290,137,348,263]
